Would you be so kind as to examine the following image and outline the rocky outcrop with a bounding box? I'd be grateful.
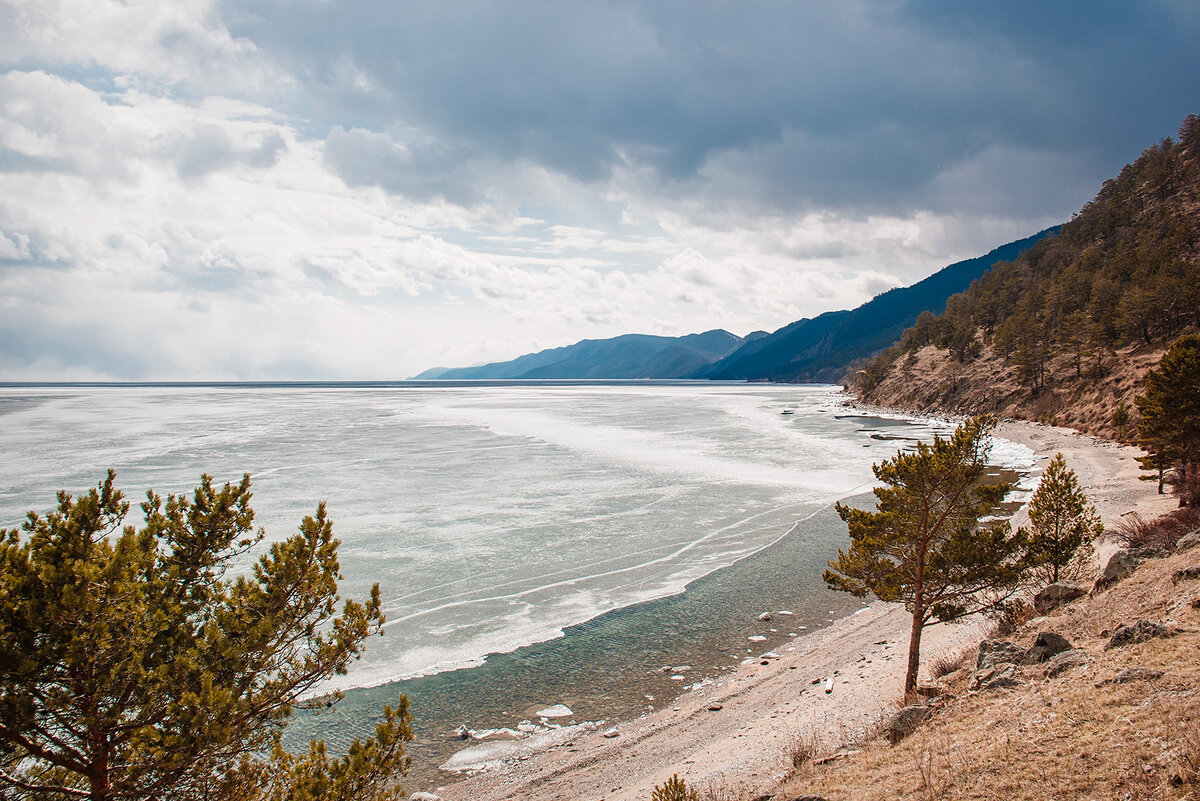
[968,663,1021,691]
[1098,667,1165,686]
[976,639,1023,669]
[1173,565,1200,582]
[1022,631,1074,665]
[1043,649,1090,678]
[1177,529,1200,552]
[885,704,934,744]
[1094,550,1141,592]
[1034,582,1088,614]
[1106,619,1182,649]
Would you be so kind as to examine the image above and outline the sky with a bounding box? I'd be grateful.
[1,1,1197,380]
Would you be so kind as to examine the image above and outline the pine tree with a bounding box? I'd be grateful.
[1136,334,1200,500]
[651,775,700,801]
[0,472,412,801]
[1021,454,1101,584]
[824,416,1027,696]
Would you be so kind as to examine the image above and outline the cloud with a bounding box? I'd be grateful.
[1,0,1198,378]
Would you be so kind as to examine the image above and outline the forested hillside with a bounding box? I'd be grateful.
[855,115,1200,439]
[693,231,1054,382]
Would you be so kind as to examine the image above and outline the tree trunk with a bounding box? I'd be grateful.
[904,609,924,698]
[89,732,110,801]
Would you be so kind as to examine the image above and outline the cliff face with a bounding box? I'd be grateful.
[853,115,1200,437]
[861,340,1169,440]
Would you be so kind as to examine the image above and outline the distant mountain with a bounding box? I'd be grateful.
[415,329,751,380]
[691,229,1058,383]
[410,366,452,380]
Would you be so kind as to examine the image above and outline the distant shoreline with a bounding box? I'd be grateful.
[0,378,767,389]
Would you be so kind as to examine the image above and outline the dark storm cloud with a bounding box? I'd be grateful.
[220,0,1200,217]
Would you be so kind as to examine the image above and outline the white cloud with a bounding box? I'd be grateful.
[1,1,1194,379]
[1,0,285,93]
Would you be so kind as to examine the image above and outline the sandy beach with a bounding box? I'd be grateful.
[433,416,1175,801]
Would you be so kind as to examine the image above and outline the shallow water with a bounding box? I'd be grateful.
[0,381,1034,790]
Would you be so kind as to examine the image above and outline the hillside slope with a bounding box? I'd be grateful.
[694,231,1055,383]
[854,115,1200,438]
[778,532,1200,801]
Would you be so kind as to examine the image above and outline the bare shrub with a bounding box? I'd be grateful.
[785,730,823,771]
[696,774,753,801]
[927,650,966,680]
[915,741,950,801]
[991,597,1035,637]
[1113,512,1188,550]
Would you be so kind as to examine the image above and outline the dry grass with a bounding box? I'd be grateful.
[1115,510,1200,551]
[773,545,1200,800]
[926,649,969,681]
[784,729,824,772]
[695,773,755,801]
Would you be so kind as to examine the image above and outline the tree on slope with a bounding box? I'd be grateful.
[1021,453,1102,584]
[824,416,1027,696]
[0,471,411,801]
[1136,333,1200,501]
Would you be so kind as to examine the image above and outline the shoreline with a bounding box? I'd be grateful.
[432,410,1175,801]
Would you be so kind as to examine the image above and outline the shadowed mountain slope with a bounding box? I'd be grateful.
[692,229,1057,383]
[421,329,754,380]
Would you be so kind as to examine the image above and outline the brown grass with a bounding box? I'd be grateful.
[1114,510,1200,550]
[926,649,969,681]
[772,544,1200,800]
[784,729,824,772]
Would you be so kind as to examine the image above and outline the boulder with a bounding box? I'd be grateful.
[758,611,773,621]
[1093,550,1141,592]
[885,704,932,744]
[1022,631,1074,664]
[409,794,443,801]
[968,663,1021,691]
[1131,545,1171,560]
[1098,667,1165,686]
[1106,619,1181,649]
[1043,649,1090,678]
[1034,581,1088,614]
[976,639,1023,670]
[1176,529,1200,552]
[1173,565,1200,582]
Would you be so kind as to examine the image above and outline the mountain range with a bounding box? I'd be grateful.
[412,329,758,380]
[412,232,1053,383]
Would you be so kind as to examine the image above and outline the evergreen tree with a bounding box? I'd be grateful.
[1021,454,1101,584]
[0,472,412,801]
[824,416,1027,696]
[651,775,700,801]
[1136,334,1200,499]
[1111,401,1131,440]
